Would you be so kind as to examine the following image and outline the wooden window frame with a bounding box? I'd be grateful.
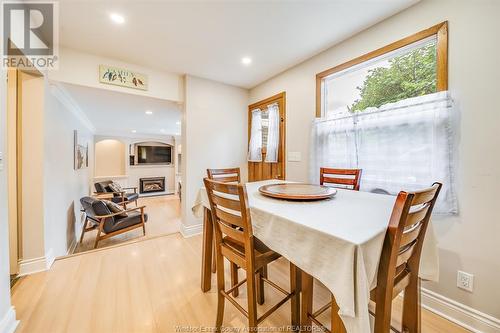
[315,21,448,117]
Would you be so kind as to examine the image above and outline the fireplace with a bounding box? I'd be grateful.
[139,177,166,194]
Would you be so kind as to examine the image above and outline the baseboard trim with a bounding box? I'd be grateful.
[421,288,500,333]
[180,223,202,238]
[0,307,18,333]
[45,248,56,269]
[18,256,48,276]
[67,238,78,256]
[139,190,175,198]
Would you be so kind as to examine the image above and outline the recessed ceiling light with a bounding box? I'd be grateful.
[145,110,153,115]
[160,129,166,133]
[176,121,181,125]
[241,57,252,66]
[131,129,137,133]
[110,13,125,24]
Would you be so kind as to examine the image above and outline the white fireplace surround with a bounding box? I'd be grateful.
[93,135,179,196]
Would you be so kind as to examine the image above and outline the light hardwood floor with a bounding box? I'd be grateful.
[12,233,469,333]
[75,195,181,253]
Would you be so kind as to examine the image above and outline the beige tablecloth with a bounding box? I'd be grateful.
[192,180,439,333]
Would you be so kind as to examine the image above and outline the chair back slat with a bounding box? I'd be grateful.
[219,223,245,243]
[322,177,357,186]
[212,194,242,212]
[215,207,245,228]
[396,242,416,267]
[400,223,422,249]
[208,180,240,195]
[405,204,430,227]
[320,168,362,190]
[411,186,439,206]
[207,168,241,183]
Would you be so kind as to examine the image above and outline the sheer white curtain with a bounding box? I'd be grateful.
[311,91,457,214]
[248,108,262,162]
[265,103,280,163]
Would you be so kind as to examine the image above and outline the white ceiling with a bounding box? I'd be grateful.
[59,0,419,89]
[60,82,182,137]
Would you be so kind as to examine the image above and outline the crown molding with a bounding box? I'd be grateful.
[48,80,96,133]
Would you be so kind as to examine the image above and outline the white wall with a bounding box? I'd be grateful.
[249,0,500,324]
[181,75,248,235]
[0,70,19,333]
[43,82,95,261]
[49,48,184,102]
[94,135,176,195]
[95,139,126,177]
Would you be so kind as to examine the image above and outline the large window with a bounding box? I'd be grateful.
[311,22,456,214]
[316,22,448,117]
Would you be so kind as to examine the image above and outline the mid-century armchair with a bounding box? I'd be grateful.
[94,180,139,208]
[80,196,147,248]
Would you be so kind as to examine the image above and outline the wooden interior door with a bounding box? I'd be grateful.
[248,92,286,182]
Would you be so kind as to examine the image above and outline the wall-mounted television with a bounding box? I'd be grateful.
[137,145,172,164]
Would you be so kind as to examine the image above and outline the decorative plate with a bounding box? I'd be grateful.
[258,183,337,201]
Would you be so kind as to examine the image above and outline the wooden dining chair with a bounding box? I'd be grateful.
[207,168,242,296]
[204,178,300,331]
[302,182,442,333]
[320,168,362,191]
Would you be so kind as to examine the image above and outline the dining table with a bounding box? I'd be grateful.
[192,179,439,333]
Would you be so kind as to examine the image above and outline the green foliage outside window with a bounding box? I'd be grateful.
[349,43,437,112]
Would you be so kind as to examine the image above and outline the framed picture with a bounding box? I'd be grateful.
[74,130,88,170]
[99,65,148,90]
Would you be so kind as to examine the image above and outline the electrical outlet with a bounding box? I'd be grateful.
[457,271,474,292]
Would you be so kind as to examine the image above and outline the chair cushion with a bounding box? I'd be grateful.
[104,211,148,234]
[104,201,128,218]
[81,196,110,217]
[94,181,113,193]
[80,196,115,232]
[108,181,123,193]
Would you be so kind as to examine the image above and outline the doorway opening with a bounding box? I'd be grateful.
[7,68,46,285]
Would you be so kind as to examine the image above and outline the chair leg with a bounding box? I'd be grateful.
[256,267,265,305]
[301,271,314,330]
[215,249,225,331]
[94,229,101,249]
[290,263,301,331]
[374,292,393,333]
[230,263,239,297]
[402,277,421,333]
[246,265,258,330]
[140,208,146,236]
[211,238,216,273]
[331,297,347,333]
[79,218,88,244]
